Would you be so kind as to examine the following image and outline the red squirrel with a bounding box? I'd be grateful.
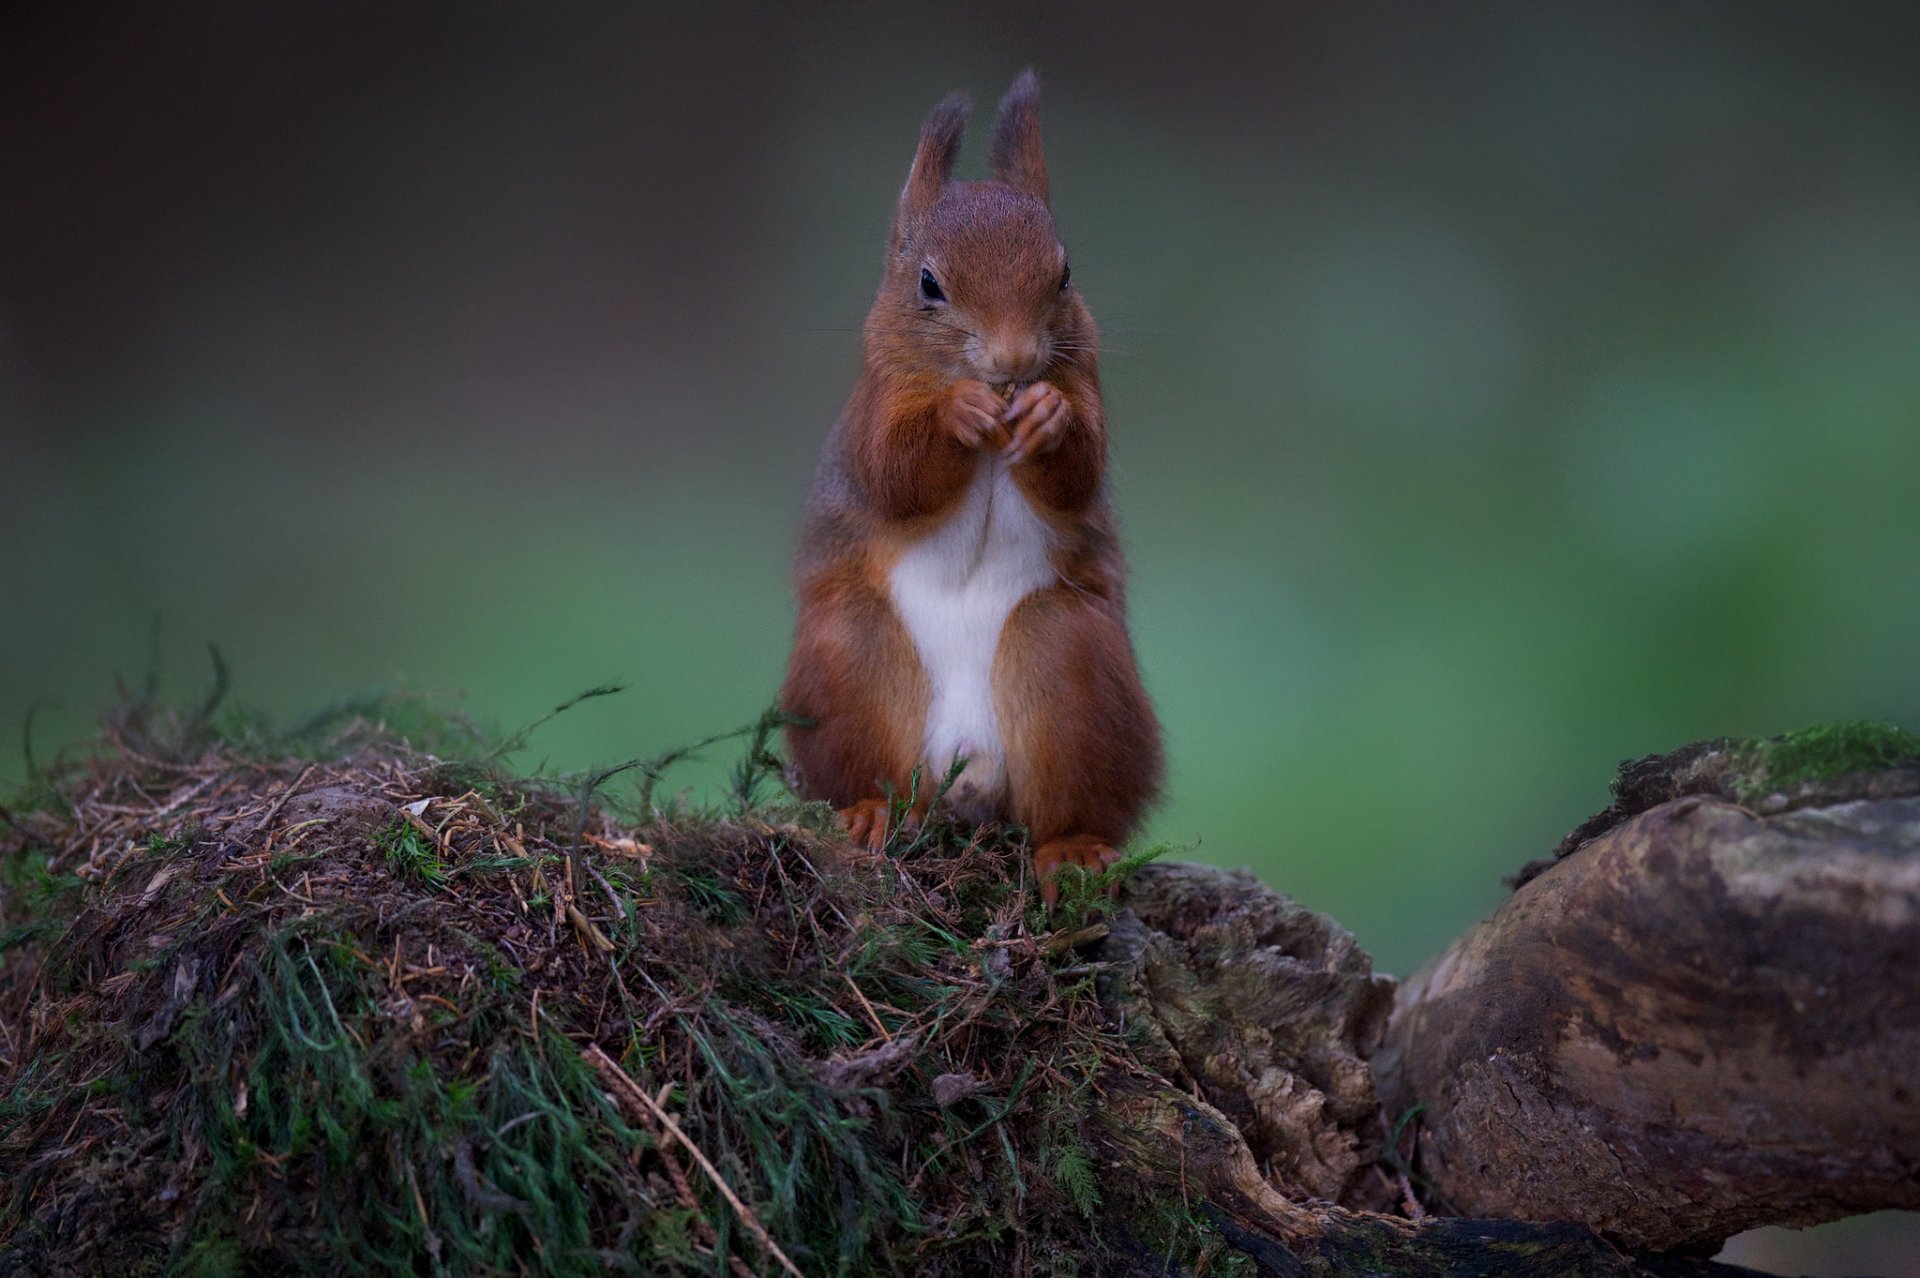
[780,71,1162,903]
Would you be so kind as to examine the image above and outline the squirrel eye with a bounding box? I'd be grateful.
[919,267,946,305]
[1060,260,1071,292]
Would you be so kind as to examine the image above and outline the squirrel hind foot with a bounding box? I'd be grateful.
[838,798,916,855]
[1032,835,1121,908]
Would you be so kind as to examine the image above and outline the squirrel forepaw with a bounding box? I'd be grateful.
[941,379,1011,450]
[1003,381,1069,464]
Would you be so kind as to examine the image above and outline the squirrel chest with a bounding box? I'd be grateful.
[886,454,1056,819]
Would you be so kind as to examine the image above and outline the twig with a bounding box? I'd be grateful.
[843,972,893,1043]
[1041,921,1109,956]
[643,1097,758,1278]
[582,858,630,921]
[584,1043,805,1278]
[253,763,315,835]
[566,902,615,953]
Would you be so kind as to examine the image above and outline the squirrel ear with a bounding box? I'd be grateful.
[900,91,970,223]
[989,69,1049,205]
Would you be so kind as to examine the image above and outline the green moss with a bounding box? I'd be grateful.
[1052,1140,1101,1218]
[374,819,446,886]
[0,835,86,976]
[1134,1203,1259,1277]
[1734,720,1920,799]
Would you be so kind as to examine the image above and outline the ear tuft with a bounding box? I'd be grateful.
[901,91,971,221]
[989,68,1049,205]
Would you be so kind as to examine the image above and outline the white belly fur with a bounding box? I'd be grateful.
[887,456,1057,821]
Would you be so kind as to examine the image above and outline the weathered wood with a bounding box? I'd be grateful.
[1105,864,1398,1209]
[1374,790,1920,1252]
[1087,1073,1769,1276]
[1104,864,1781,1276]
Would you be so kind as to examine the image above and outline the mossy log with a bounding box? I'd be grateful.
[1375,745,1920,1253]
[2,710,1916,1275]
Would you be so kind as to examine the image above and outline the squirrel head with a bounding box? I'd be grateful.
[868,70,1093,387]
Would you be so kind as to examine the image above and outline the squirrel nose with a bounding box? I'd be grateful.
[977,334,1046,383]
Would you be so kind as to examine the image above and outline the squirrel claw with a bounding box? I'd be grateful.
[1002,381,1069,464]
[942,379,1009,450]
[839,798,919,854]
[839,799,892,853]
[1033,835,1121,908]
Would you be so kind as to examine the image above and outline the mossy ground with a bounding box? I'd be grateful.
[10,686,1906,1276]
[0,691,1184,1277]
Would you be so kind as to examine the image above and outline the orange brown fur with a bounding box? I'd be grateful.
[779,71,1162,897]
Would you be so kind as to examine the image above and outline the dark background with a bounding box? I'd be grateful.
[4,5,1917,1270]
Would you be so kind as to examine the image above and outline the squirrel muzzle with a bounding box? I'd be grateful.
[973,332,1049,387]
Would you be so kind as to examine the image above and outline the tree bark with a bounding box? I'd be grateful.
[1372,786,1920,1253]
[1098,863,1783,1275]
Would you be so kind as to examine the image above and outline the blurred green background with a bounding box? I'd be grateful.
[3,5,1918,1269]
